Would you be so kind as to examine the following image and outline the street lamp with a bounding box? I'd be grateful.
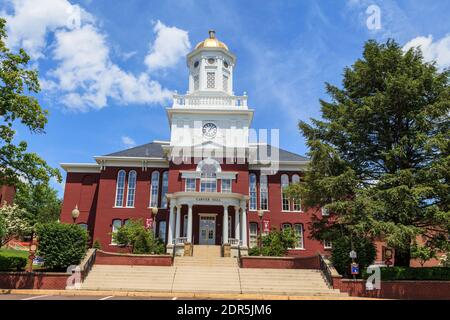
[151,207,158,235]
[257,210,265,256]
[71,205,80,223]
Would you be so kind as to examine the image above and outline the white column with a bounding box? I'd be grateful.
[168,204,176,245]
[175,205,181,239]
[187,204,193,243]
[223,206,229,244]
[234,206,240,242]
[241,206,248,247]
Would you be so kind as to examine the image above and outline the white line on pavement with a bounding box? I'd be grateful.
[21,295,49,300]
[99,296,114,300]
[172,297,178,300]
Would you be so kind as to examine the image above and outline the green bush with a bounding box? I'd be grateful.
[0,255,27,271]
[331,235,376,278]
[249,228,298,257]
[113,219,165,254]
[362,267,450,281]
[36,222,88,271]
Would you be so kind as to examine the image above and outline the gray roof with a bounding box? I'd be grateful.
[105,142,308,162]
[105,142,165,158]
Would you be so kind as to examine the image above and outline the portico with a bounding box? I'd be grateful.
[166,192,249,256]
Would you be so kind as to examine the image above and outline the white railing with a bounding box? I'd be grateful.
[174,237,188,245]
[173,94,247,108]
[228,238,241,246]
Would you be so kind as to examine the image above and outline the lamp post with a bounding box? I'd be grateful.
[71,205,80,224]
[151,207,158,235]
[257,210,265,256]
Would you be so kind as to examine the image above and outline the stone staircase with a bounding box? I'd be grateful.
[81,245,347,297]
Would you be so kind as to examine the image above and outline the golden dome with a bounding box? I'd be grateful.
[195,30,229,51]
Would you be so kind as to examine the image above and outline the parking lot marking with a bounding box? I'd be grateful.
[172,297,177,300]
[21,295,49,300]
[99,296,114,300]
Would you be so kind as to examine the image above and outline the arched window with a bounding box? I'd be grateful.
[126,170,137,207]
[249,173,257,210]
[294,224,304,249]
[111,219,122,244]
[292,174,301,211]
[198,158,220,192]
[150,171,160,208]
[281,174,290,211]
[260,174,268,211]
[161,171,169,208]
[115,170,126,207]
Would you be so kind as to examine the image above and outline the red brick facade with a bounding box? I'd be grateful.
[60,160,329,256]
[0,185,16,206]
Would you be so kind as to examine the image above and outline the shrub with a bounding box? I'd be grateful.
[331,235,376,278]
[113,219,165,254]
[249,228,297,257]
[410,244,437,267]
[36,222,88,271]
[0,255,27,271]
[362,267,450,281]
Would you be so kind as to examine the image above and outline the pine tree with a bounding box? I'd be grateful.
[287,39,449,266]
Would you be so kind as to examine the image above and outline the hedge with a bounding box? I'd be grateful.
[0,255,27,271]
[363,267,450,281]
[36,222,88,271]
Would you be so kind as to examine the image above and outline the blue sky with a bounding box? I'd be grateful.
[1,0,450,196]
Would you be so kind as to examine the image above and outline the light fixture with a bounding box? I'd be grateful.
[71,205,80,223]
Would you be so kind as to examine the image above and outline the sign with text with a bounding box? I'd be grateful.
[351,263,359,275]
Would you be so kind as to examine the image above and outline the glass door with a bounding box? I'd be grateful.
[199,216,216,245]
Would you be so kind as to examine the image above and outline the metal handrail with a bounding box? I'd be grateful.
[318,254,334,288]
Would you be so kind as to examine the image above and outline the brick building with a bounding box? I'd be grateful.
[59,31,333,257]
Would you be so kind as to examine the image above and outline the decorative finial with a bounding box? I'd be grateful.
[208,29,216,39]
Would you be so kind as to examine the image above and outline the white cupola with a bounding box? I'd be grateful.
[186,30,236,95]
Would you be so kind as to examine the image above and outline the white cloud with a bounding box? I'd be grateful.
[3,0,189,111]
[403,34,450,70]
[144,20,191,71]
[2,0,93,59]
[121,136,136,148]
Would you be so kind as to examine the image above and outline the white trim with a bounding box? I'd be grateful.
[198,213,218,217]
[60,163,101,173]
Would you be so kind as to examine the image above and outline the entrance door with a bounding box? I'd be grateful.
[199,216,216,245]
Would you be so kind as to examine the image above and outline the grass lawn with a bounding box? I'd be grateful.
[0,248,29,259]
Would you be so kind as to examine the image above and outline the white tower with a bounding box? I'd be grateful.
[166,31,254,160]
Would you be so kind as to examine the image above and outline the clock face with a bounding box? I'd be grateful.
[202,123,217,139]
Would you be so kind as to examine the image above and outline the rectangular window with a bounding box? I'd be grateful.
[111,219,122,244]
[207,72,215,89]
[249,223,258,248]
[185,178,196,192]
[293,199,301,212]
[294,224,304,249]
[249,174,257,211]
[322,207,329,216]
[158,220,166,242]
[201,179,216,192]
[221,179,232,193]
[260,175,268,211]
[324,240,332,249]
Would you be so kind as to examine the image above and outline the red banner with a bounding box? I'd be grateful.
[145,218,153,229]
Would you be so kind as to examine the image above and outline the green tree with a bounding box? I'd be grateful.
[410,243,437,267]
[14,182,61,226]
[0,203,32,246]
[286,39,449,266]
[0,18,61,186]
